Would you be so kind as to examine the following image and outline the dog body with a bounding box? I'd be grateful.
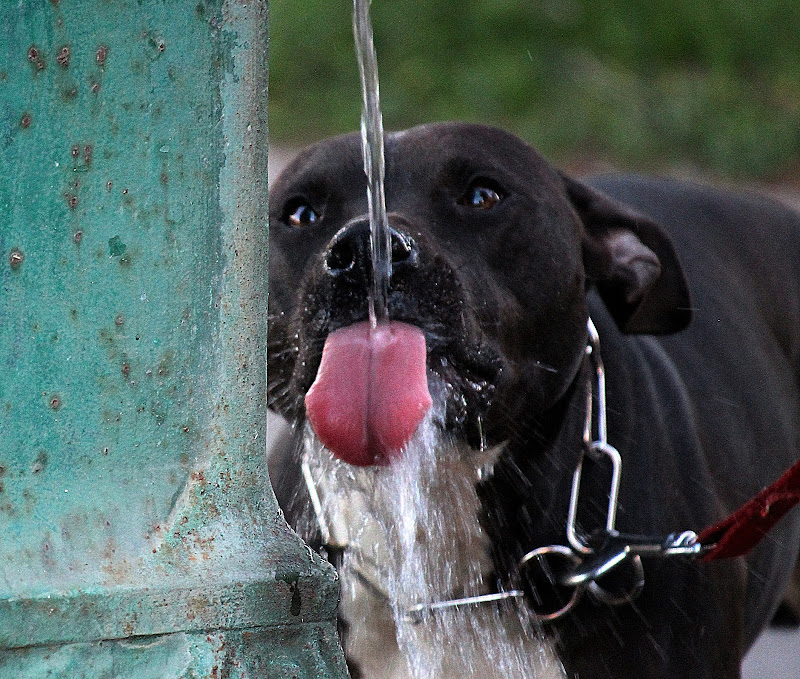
[268,123,800,678]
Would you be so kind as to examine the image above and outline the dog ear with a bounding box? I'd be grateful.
[562,174,691,334]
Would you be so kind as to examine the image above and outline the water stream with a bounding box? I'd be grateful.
[340,2,567,676]
[353,0,391,327]
[303,414,566,679]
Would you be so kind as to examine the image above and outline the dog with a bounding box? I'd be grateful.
[267,122,800,678]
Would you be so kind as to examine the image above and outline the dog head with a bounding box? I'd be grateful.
[268,122,690,464]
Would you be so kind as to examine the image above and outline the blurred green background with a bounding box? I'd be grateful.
[269,0,800,180]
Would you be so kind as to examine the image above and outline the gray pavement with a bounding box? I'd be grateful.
[745,627,800,678]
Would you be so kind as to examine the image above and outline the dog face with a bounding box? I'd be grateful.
[268,122,689,457]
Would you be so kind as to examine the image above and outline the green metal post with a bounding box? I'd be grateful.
[0,1,347,676]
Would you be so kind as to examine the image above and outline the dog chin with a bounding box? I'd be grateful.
[298,391,502,589]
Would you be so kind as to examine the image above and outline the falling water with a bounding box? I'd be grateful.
[301,402,567,678]
[329,2,567,675]
[353,0,391,327]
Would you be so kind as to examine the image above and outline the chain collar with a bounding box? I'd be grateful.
[303,317,704,625]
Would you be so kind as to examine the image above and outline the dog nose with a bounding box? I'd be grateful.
[324,220,418,276]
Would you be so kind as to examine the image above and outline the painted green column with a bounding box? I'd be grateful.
[0,1,348,676]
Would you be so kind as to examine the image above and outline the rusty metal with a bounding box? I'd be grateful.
[0,1,347,676]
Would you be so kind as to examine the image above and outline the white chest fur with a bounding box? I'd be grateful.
[302,421,565,679]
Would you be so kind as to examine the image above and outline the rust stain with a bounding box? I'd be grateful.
[41,536,56,568]
[73,230,83,244]
[9,249,24,269]
[31,450,48,474]
[56,45,70,68]
[20,113,31,129]
[49,395,61,410]
[28,46,46,71]
[186,593,211,622]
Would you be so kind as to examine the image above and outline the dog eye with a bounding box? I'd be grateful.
[284,200,319,227]
[458,182,504,210]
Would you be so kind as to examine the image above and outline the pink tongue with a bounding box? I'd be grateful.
[304,321,432,466]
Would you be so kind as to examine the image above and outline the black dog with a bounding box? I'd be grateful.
[268,122,800,678]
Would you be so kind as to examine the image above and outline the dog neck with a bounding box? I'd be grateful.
[476,353,598,587]
[300,420,566,679]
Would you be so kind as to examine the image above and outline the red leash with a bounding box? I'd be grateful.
[698,458,800,562]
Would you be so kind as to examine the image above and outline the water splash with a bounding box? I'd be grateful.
[353,0,391,327]
[301,409,566,678]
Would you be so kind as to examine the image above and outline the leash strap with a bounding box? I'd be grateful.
[698,457,800,562]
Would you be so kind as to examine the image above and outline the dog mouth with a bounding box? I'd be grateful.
[268,225,505,465]
[298,316,504,467]
[269,299,503,467]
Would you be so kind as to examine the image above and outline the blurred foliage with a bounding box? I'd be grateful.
[269,0,800,179]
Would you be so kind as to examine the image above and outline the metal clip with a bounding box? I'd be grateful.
[567,441,622,555]
[567,318,622,555]
[405,590,525,624]
[564,529,702,588]
[517,544,585,621]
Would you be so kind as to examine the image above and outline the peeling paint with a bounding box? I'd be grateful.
[108,235,127,258]
[9,249,24,269]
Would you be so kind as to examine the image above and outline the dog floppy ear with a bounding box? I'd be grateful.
[562,174,691,335]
